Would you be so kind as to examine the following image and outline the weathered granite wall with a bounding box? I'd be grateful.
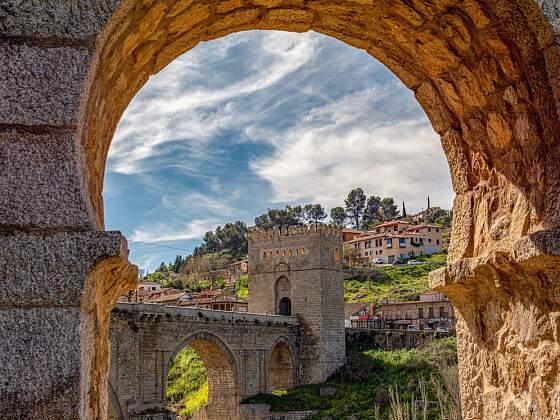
[240,404,316,420]
[345,328,452,351]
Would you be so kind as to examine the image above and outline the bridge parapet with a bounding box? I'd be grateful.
[114,302,299,326]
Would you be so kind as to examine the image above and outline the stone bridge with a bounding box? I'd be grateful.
[108,303,300,420]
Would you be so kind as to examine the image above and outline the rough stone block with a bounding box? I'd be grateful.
[0,230,131,307]
[0,0,120,40]
[0,44,93,125]
[0,129,95,229]
[0,307,81,418]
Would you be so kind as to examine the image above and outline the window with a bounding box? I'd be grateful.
[276,250,279,257]
[365,240,372,249]
[428,238,432,243]
[428,227,432,232]
[386,238,393,248]
[419,308,424,319]
[436,239,440,245]
[436,228,440,233]
[282,250,286,257]
[288,249,293,257]
[394,225,398,231]
[376,228,380,233]
[263,252,267,259]
[399,238,406,248]
[429,307,434,318]
[439,306,444,317]
[300,248,305,255]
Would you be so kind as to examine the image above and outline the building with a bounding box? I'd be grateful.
[178,289,248,312]
[344,302,382,329]
[344,220,445,264]
[248,224,345,384]
[380,292,455,331]
[137,281,162,293]
[199,258,248,286]
[342,228,364,242]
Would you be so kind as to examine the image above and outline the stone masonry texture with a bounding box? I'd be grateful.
[1,1,560,419]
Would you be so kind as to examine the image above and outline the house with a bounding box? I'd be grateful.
[199,257,248,286]
[342,228,364,243]
[380,292,455,331]
[344,220,445,264]
[344,302,381,329]
[178,289,248,312]
[137,281,162,293]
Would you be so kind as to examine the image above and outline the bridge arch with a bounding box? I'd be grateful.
[107,381,124,420]
[165,331,239,419]
[268,336,297,391]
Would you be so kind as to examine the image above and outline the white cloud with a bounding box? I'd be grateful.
[130,219,217,242]
[164,192,234,217]
[249,87,453,213]
[108,31,319,175]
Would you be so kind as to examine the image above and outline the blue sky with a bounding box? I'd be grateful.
[104,30,453,272]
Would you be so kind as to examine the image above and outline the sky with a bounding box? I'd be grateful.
[104,30,453,272]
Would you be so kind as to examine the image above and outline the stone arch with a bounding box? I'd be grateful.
[77,5,560,416]
[274,276,291,316]
[107,381,124,420]
[3,1,560,419]
[268,336,297,391]
[165,331,239,419]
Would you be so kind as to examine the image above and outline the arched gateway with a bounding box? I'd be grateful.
[2,1,560,419]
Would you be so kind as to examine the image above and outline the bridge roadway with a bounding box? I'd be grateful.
[108,303,300,420]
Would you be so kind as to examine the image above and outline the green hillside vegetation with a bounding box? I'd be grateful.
[236,274,249,299]
[166,347,208,417]
[345,253,447,304]
[244,337,459,419]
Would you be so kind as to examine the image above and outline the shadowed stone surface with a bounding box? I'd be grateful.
[1,1,560,419]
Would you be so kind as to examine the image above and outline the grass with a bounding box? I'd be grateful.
[344,253,447,303]
[236,274,249,299]
[166,347,208,417]
[244,337,458,419]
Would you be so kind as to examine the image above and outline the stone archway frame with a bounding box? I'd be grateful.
[107,381,125,420]
[78,3,560,417]
[163,331,239,416]
[267,335,298,391]
[3,1,560,419]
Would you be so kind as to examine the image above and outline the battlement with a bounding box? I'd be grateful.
[248,224,342,242]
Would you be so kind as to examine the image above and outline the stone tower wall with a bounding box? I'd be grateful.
[248,225,345,383]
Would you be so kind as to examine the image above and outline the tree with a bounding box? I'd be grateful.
[402,201,407,218]
[425,207,452,227]
[255,205,304,229]
[345,188,367,229]
[254,213,273,230]
[303,203,327,225]
[380,197,399,221]
[330,207,347,227]
[172,255,184,273]
[361,196,382,229]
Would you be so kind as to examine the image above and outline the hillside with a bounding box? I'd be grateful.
[245,337,459,419]
[344,253,447,304]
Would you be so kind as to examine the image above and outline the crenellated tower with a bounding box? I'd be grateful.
[248,224,345,384]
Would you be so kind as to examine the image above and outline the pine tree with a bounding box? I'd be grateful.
[345,188,367,229]
[330,207,347,227]
[402,201,407,218]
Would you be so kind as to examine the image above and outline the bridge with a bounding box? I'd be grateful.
[108,303,299,419]
[108,225,345,420]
